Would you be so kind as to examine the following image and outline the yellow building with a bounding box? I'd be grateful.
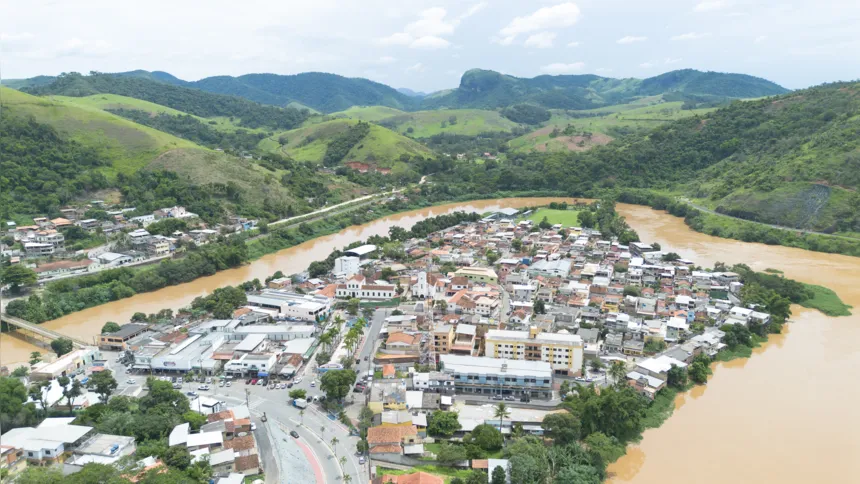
[454,267,498,284]
[432,325,455,353]
[484,326,584,375]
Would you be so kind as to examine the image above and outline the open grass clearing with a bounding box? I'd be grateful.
[521,208,582,227]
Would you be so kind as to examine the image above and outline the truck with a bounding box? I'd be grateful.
[293,398,308,409]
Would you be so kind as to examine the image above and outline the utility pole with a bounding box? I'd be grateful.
[245,388,250,408]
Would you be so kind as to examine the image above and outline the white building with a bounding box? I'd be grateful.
[245,289,332,322]
[333,256,361,278]
[411,271,437,300]
[335,274,396,300]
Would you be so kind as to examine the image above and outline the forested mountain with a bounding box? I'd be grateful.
[23,72,309,130]
[10,68,787,114]
[431,81,860,233]
[422,68,789,110]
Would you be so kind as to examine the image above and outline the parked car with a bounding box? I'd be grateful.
[250,423,257,431]
[293,377,302,384]
[287,383,294,388]
[492,394,503,400]
[310,381,316,387]
[256,379,264,386]
[186,391,198,398]
[520,395,531,403]
[246,378,253,385]
[198,385,210,391]
[358,456,366,464]
[290,430,300,438]
[504,395,516,402]
[251,379,258,385]
[126,379,135,384]
[205,377,212,384]
[226,382,231,387]
[172,383,182,389]
[219,381,225,387]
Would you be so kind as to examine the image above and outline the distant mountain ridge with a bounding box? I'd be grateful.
[9,68,789,113]
[422,68,790,110]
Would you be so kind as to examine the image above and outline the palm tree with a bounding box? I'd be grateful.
[320,425,326,442]
[319,333,332,353]
[343,474,352,484]
[339,455,347,469]
[331,436,340,456]
[609,360,627,387]
[493,402,511,435]
[300,409,305,425]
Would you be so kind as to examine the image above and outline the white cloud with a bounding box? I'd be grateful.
[640,62,655,68]
[671,32,711,41]
[378,32,412,46]
[665,57,683,64]
[567,41,580,48]
[499,3,581,38]
[540,62,585,74]
[1,32,35,42]
[754,35,768,43]
[694,1,727,12]
[524,32,556,49]
[379,4,480,50]
[410,36,450,49]
[406,7,454,38]
[55,38,116,57]
[406,62,426,73]
[617,36,647,44]
[492,35,516,46]
[458,2,488,21]
[376,56,396,64]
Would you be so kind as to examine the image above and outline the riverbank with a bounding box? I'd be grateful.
[606,204,860,484]
[616,189,860,257]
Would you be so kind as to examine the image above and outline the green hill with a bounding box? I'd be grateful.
[509,99,716,153]
[23,72,309,130]
[185,72,419,113]
[260,118,433,167]
[422,68,789,110]
[432,82,860,234]
[0,87,358,222]
[332,107,521,137]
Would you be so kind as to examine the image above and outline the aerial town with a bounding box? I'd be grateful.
[1,205,773,483]
[1,203,253,282]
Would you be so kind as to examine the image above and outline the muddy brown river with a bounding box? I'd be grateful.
[3,199,858,483]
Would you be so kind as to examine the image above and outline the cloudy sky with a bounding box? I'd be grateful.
[3,0,859,92]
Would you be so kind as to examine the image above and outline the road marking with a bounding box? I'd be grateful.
[284,423,325,484]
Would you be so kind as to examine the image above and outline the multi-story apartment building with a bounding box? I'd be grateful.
[484,327,584,376]
[431,325,454,354]
[438,354,553,399]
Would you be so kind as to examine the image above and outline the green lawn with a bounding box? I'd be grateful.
[800,284,852,316]
[377,465,474,483]
[522,208,582,227]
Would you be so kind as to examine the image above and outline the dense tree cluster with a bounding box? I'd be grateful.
[501,103,551,125]
[106,109,267,151]
[0,114,110,218]
[323,121,371,166]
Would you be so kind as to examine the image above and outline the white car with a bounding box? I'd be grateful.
[310,381,316,387]
[198,384,210,391]
[126,379,135,384]
[294,377,303,384]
